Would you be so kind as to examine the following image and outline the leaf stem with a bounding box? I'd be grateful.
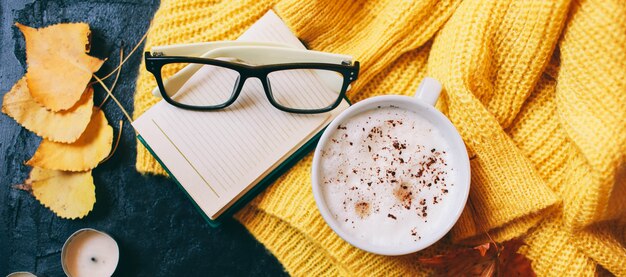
[90,32,147,85]
[92,75,133,124]
[98,46,124,108]
[100,120,123,164]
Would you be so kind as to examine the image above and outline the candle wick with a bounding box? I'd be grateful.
[91,257,97,262]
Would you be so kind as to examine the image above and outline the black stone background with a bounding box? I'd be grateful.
[0,0,288,276]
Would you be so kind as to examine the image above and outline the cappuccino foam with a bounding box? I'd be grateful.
[320,106,456,247]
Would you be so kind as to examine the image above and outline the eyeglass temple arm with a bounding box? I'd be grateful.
[151,41,293,57]
[152,42,293,98]
[151,42,354,98]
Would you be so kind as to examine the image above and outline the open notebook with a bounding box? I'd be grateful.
[133,10,350,226]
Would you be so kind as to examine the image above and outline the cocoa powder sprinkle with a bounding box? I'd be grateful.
[320,107,454,241]
[355,201,371,219]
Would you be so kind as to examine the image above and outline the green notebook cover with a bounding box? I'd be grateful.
[136,98,350,227]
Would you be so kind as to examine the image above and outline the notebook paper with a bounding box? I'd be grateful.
[133,10,349,219]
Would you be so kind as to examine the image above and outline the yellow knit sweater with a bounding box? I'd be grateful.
[133,0,626,275]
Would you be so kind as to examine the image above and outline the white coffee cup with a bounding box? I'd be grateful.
[311,77,470,256]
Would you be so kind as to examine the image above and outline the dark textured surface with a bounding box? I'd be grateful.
[0,1,287,276]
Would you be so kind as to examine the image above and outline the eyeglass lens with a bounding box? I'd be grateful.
[162,63,241,107]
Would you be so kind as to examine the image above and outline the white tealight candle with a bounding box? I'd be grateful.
[6,272,37,277]
[61,229,119,277]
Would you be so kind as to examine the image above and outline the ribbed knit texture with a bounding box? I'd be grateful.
[133,0,626,275]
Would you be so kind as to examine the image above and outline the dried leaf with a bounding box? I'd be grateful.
[25,167,95,219]
[2,77,94,143]
[26,108,113,171]
[499,239,535,277]
[475,242,491,256]
[419,239,535,277]
[16,22,104,111]
[420,242,495,276]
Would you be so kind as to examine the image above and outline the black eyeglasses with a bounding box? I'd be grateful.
[144,52,360,114]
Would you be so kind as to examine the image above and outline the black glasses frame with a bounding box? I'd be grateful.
[144,52,360,114]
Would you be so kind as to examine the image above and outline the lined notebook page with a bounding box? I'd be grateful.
[133,10,349,219]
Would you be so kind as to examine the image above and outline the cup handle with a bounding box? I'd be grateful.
[414,77,442,106]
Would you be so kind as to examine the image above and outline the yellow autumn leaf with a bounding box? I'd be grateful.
[2,76,94,143]
[26,167,95,219]
[16,22,104,111]
[26,108,113,171]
